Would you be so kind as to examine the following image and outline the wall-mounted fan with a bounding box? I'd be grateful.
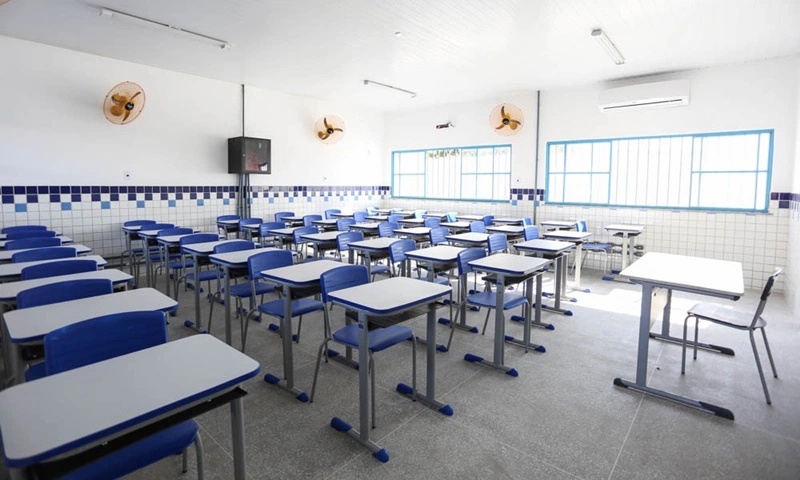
[103,82,146,125]
[314,115,345,144]
[490,103,524,136]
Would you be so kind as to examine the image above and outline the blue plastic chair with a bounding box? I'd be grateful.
[5,230,57,240]
[2,225,47,234]
[324,209,341,220]
[336,231,363,262]
[575,220,616,274]
[429,227,450,246]
[43,311,204,480]
[487,233,508,255]
[253,250,324,344]
[5,237,62,250]
[134,223,175,276]
[149,228,194,286]
[469,221,487,233]
[445,212,458,223]
[387,214,404,224]
[20,259,98,280]
[123,220,156,274]
[336,218,355,231]
[207,241,257,337]
[414,209,427,219]
[311,264,416,430]
[366,207,378,216]
[258,221,285,247]
[11,247,77,263]
[523,225,540,241]
[231,251,287,351]
[353,211,368,223]
[274,211,294,223]
[423,217,441,228]
[522,217,533,226]
[303,214,323,227]
[292,226,318,260]
[217,214,241,238]
[176,233,224,299]
[482,215,495,226]
[378,222,396,238]
[238,218,263,240]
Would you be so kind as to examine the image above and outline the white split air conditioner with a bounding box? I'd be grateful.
[598,79,690,112]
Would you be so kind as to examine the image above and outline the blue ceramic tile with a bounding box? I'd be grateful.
[61,202,71,211]
[101,201,111,210]
[203,192,210,199]
[197,199,204,206]
[2,195,13,204]
[223,198,230,205]
[289,197,294,203]
[90,186,100,193]
[71,194,81,202]
[176,193,183,200]
[145,193,152,201]
[26,194,37,203]
[14,186,24,195]
[101,186,110,193]
[111,193,119,201]
[1,187,11,195]
[136,200,145,208]
[14,204,26,213]
[81,186,90,193]
[770,192,779,200]
[511,199,518,206]
[168,200,176,207]
[778,200,789,208]
[161,193,168,200]
[91,194,101,202]
[268,197,274,204]
[128,193,136,201]
[49,194,60,202]
[779,192,790,200]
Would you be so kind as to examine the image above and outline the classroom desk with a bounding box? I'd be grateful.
[217,218,241,236]
[348,238,399,276]
[540,220,577,231]
[299,231,340,259]
[0,245,91,263]
[365,215,389,222]
[486,225,525,241]
[156,233,204,297]
[456,214,489,222]
[614,252,743,420]
[139,227,182,287]
[350,223,380,237]
[122,224,146,276]
[0,335,260,480]
[374,208,393,215]
[397,217,425,227]
[180,240,239,333]
[280,215,306,227]
[0,255,107,283]
[259,260,344,401]
[393,227,431,243]
[513,239,575,319]
[492,217,524,225]
[605,224,645,270]
[330,212,355,219]
[311,218,339,231]
[464,254,550,376]
[239,222,262,240]
[445,232,490,248]
[541,230,592,290]
[380,209,415,218]
[0,269,133,310]
[0,236,73,249]
[2,288,177,386]
[422,212,449,220]
[327,277,453,462]
[440,221,471,233]
[267,226,304,249]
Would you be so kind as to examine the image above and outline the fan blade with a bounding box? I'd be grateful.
[500,105,506,119]
[509,120,520,130]
[123,109,131,123]
[129,91,141,101]
[323,117,331,130]
[494,124,506,130]
[333,128,343,133]
[111,94,126,105]
[110,105,124,117]
[318,131,330,140]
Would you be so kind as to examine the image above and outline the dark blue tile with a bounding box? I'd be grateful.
[26,194,38,203]
[1,187,11,195]
[2,195,13,204]
[176,193,183,200]
[216,192,223,199]
[136,186,144,193]
[81,186,90,193]
[168,186,175,193]
[283,192,288,197]
[516,194,523,200]
[72,194,82,202]
[144,186,152,193]
[128,193,137,201]
[111,186,119,193]
[779,192,790,200]
[60,186,70,193]
[203,192,210,199]
[778,200,790,208]
[71,186,80,193]
[91,194,101,201]
[14,186,25,195]
[160,193,168,200]
[49,194,60,202]
[145,193,153,200]
[190,186,197,193]
[111,193,119,201]
[190,193,197,199]
[101,186,110,193]
[91,186,100,193]
[38,186,48,193]
[26,186,37,194]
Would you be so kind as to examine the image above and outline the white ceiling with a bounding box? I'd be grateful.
[1,0,799,111]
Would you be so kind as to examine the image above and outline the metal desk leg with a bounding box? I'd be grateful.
[163,244,171,298]
[263,285,308,402]
[438,265,478,337]
[649,288,735,355]
[620,232,630,270]
[223,265,233,346]
[540,254,574,316]
[183,253,205,333]
[144,240,153,287]
[464,274,518,376]
[506,275,547,352]
[230,396,247,480]
[614,284,734,419]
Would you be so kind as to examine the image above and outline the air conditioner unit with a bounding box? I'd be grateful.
[599,79,690,112]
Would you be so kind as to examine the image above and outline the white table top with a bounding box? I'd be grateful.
[0,231,60,240]
[311,219,339,225]
[487,225,525,234]
[217,219,240,225]
[397,218,425,225]
[540,220,577,228]
[394,227,431,236]
[349,238,400,251]
[241,223,263,230]
[209,247,280,267]
[267,227,303,236]
[541,231,592,242]
[422,212,448,219]
[0,269,133,302]
[492,218,524,225]
[605,224,645,234]
[0,245,91,262]
[0,335,260,468]
[350,223,380,230]
[138,228,176,238]
[328,276,451,315]
[122,225,148,232]
[620,252,744,299]
[365,215,389,222]
[260,259,343,287]
[406,245,464,262]
[0,236,73,249]
[440,221,470,229]
[446,232,490,244]
[4,288,177,344]
[181,240,239,255]
[330,212,355,218]
[157,233,205,245]
[280,216,306,222]
[457,214,488,221]
[468,253,550,276]
[301,231,341,242]
[514,239,574,254]
[0,255,107,280]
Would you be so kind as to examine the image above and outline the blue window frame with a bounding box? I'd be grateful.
[391,145,512,202]
[545,129,773,212]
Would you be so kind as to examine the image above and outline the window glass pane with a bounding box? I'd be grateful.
[563,174,591,203]
[494,147,511,172]
[549,144,565,172]
[547,174,564,202]
[755,172,767,210]
[475,174,493,199]
[493,174,510,201]
[462,149,477,173]
[590,174,609,204]
[697,172,756,209]
[565,143,592,172]
[758,133,770,171]
[477,149,493,173]
[592,142,611,172]
[462,174,477,199]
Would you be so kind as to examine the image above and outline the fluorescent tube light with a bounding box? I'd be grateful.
[99,7,231,50]
[363,79,416,98]
[591,28,624,65]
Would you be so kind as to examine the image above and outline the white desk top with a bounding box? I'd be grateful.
[240,223,263,230]
[605,224,645,234]
[349,238,400,251]
[365,215,389,222]
[492,218,524,225]
[330,212,355,218]
[469,253,550,276]
[217,219,240,225]
[397,218,425,225]
[280,216,306,222]
[351,223,380,230]
[394,227,431,236]
[406,245,464,262]
[514,239,574,254]
[0,335,260,468]
[0,236,73,249]
[620,252,744,299]
[422,212,448,219]
[440,221,470,229]
[209,248,280,267]
[181,240,239,255]
[4,288,177,344]
[0,255,107,280]
[0,245,90,262]
[267,227,303,236]
[138,228,176,238]
[301,231,341,242]
[487,225,524,234]
[540,220,577,228]
[446,232,490,244]
[311,219,339,225]
[542,231,592,242]
[260,259,343,287]
[157,233,203,245]
[0,231,60,240]
[328,276,451,315]
[0,269,133,302]
[457,214,488,221]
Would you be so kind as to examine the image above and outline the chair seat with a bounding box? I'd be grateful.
[185,270,221,283]
[332,324,413,353]
[369,264,390,275]
[60,420,199,480]
[258,298,324,317]
[228,280,275,298]
[688,302,765,329]
[24,362,47,382]
[169,260,194,270]
[467,291,527,310]
[582,242,614,252]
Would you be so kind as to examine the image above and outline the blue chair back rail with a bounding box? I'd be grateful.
[238,218,263,233]
[487,233,508,255]
[157,227,193,237]
[2,225,47,234]
[214,240,255,254]
[259,221,286,237]
[482,215,495,226]
[324,209,341,220]
[303,214,323,227]
[377,222,395,238]
[17,279,114,309]
[336,218,355,231]
[388,239,417,277]
[387,214,404,224]
[12,246,77,263]
[423,217,441,228]
[429,227,450,246]
[523,225,540,241]
[123,220,156,227]
[353,211,368,223]
[5,230,57,240]
[274,211,294,223]
[336,231,363,261]
[20,259,98,280]
[5,237,62,250]
[469,221,487,233]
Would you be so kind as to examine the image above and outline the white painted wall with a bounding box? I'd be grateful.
[786,61,800,317]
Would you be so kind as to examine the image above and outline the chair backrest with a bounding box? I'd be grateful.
[469,221,487,233]
[12,246,77,263]
[445,212,458,223]
[17,279,114,309]
[238,218,263,231]
[523,225,540,241]
[378,222,395,238]
[366,206,377,216]
[487,233,508,254]
[213,240,255,254]
[414,209,427,219]
[319,264,370,303]
[123,220,156,228]
[303,214,323,227]
[423,217,441,228]
[21,259,98,280]
[457,248,486,276]
[482,215,495,226]
[248,249,294,277]
[576,220,588,232]
[387,214,404,224]
[5,230,57,240]
[429,227,450,246]
[293,226,318,244]
[353,211,368,222]
[157,227,193,237]
[337,231,363,252]
[147,223,175,231]
[259,221,285,236]
[324,209,341,220]
[5,237,63,250]
[337,218,356,231]
[274,211,294,223]
[179,233,220,246]
[44,310,167,376]
[752,268,783,326]
[216,215,240,223]
[522,217,533,226]
[2,225,47,234]
[389,239,416,265]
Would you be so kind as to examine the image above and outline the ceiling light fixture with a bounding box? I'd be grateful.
[363,79,416,98]
[99,7,231,50]
[591,28,624,65]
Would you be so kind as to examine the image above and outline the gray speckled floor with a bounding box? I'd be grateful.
[3,266,799,480]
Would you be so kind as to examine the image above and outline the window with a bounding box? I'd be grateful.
[546,130,773,212]
[392,145,511,201]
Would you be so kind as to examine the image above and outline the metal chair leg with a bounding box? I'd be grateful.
[480,308,492,335]
[310,338,332,403]
[760,328,778,378]
[681,315,691,374]
[749,330,772,404]
[370,355,376,429]
[182,449,188,473]
[194,432,205,480]
[693,315,700,360]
